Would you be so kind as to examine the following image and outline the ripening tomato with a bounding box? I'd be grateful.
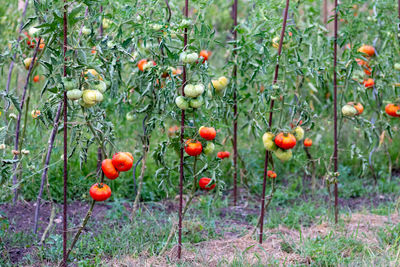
[91,46,96,54]
[353,102,364,115]
[199,177,216,190]
[304,138,312,147]
[138,59,156,72]
[185,139,202,156]
[274,133,297,150]
[24,32,34,48]
[217,151,230,159]
[90,183,111,201]
[199,126,216,140]
[102,159,119,179]
[267,170,277,179]
[33,75,40,83]
[385,103,400,117]
[363,78,374,88]
[112,152,133,172]
[168,125,180,137]
[358,45,375,57]
[199,50,211,63]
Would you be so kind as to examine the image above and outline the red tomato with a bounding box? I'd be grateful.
[199,177,216,190]
[267,170,277,179]
[304,138,312,147]
[363,78,374,88]
[33,75,40,83]
[385,104,400,117]
[199,126,216,140]
[101,159,119,180]
[274,133,297,150]
[199,50,211,63]
[112,152,133,172]
[217,151,230,159]
[90,183,111,201]
[185,139,202,156]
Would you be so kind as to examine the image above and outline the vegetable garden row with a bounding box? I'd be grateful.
[1,0,400,265]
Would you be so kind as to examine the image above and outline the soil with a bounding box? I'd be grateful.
[0,191,398,266]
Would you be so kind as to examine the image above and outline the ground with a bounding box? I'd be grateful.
[1,183,400,266]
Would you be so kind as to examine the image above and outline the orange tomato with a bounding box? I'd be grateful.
[385,104,400,117]
[101,159,119,180]
[90,183,112,201]
[184,139,203,156]
[267,170,277,179]
[199,50,211,63]
[358,45,375,57]
[199,126,216,141]
[304,138,312,147]
[274,133,297,150]
[363,78,374,88]
[112,152,133,172]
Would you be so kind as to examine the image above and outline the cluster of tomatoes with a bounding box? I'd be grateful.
[183,126,222,191]
[262,125,305,162]
[352,45,375,88]
[90,152,134,202]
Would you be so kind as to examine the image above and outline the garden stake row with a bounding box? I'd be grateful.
[333,0,339,224]
[178,0,189,259]
[4,0,29,116]
[258,0,290,244]
[62,0,68,265]
[232,0,238,206]
[11,38,42,203]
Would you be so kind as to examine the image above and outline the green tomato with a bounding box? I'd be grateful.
[67,89,83,100]
[274,148,293,162]
[180,52,198,64]
[395,63,400,71]
[184,84,204,98]
[81,27,91,35]
[126,112,135,121]
[189,96,204,108]
[102,18,112,29]
[175,96,189,110]
[82,90,103,105]
[293,126,304,141]
[341,104,357,117]
[63,77,77,91]
[203,142,215,155]
[262,132,277,151]
[94,81,107,93]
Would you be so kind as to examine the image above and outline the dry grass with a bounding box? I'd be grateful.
[107,212,400,267]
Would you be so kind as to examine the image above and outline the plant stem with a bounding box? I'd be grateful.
[159,156,198,256]
[304,146,317,194]
[34,101,63,234]
[252,178,276,235]
[61,199,96,266]
[132,115,149,213]
[259,0,290,244]
[11,38,42,203]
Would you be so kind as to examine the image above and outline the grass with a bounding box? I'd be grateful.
[2,181,400,266]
